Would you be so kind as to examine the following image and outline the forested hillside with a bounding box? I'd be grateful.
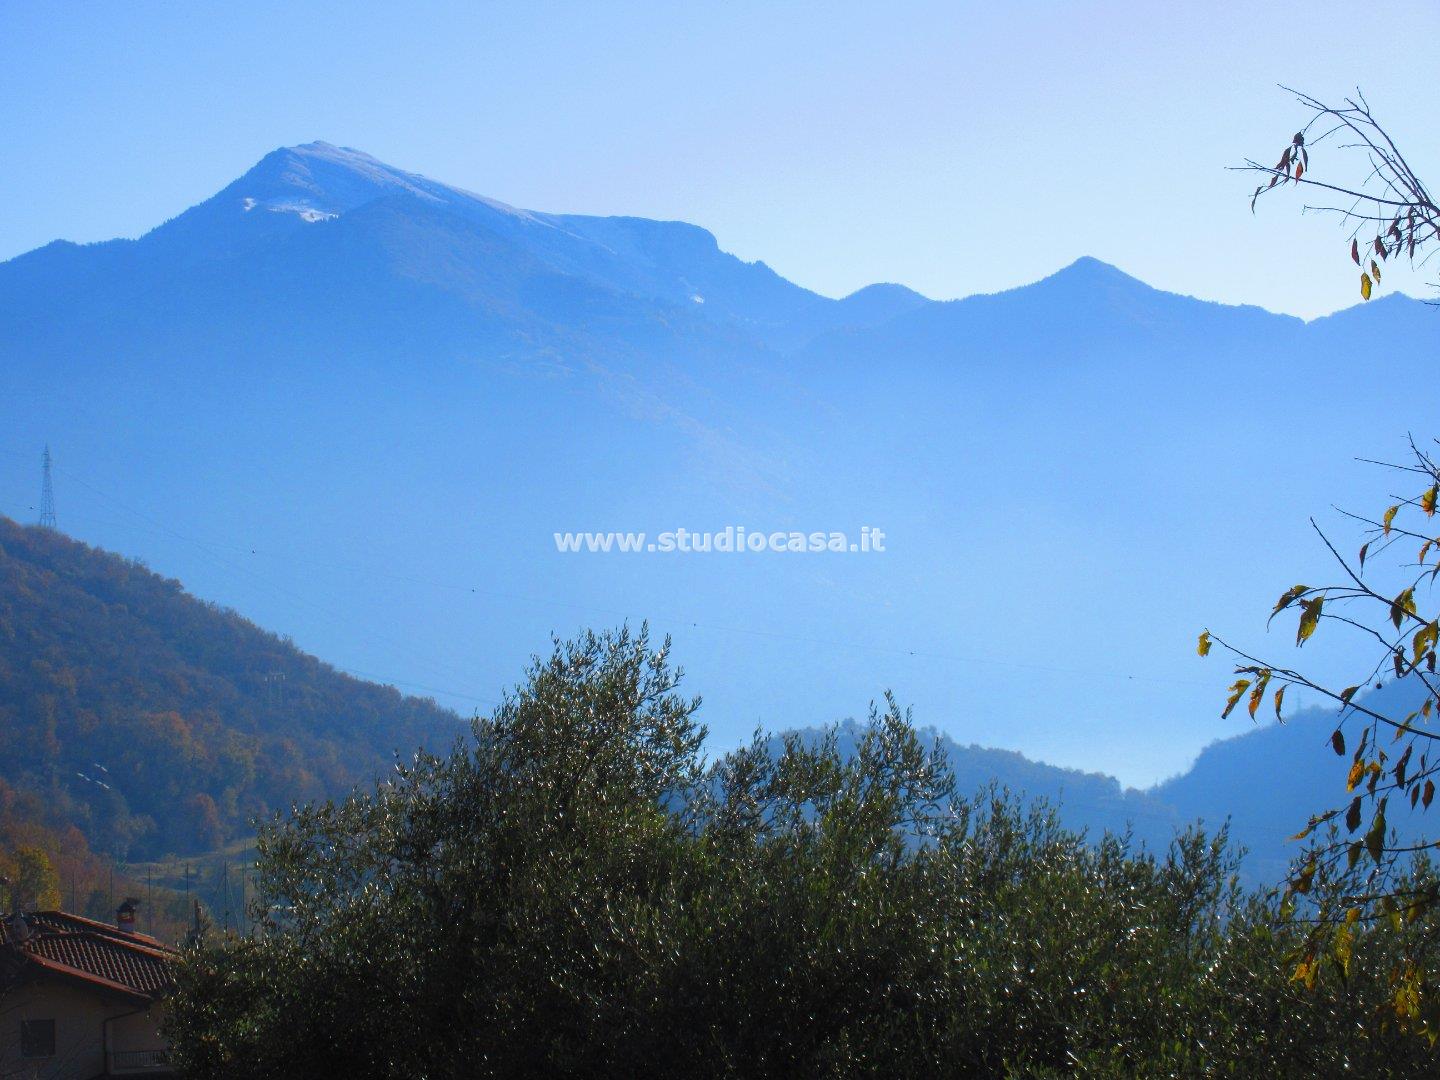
[0,516,462,858]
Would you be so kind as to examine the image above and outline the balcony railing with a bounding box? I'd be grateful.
[109,1047,173,1073]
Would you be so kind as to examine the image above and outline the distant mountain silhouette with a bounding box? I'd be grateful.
[2,141,1438,797]
[797,686,1427,887]
[0,142,921,365]
[1152,678,1435,884]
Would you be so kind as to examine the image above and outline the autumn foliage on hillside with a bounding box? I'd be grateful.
[0,517,462,860]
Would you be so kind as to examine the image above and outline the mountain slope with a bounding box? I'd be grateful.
[0,517,462,859]
[2,142,1439,793]
[2,508,1413,887]
[0,142,923,361]
[1151,678,1434,883]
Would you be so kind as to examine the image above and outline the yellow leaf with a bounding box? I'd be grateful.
[1334,923,1354,977]
[1248,670,1271,719]
[1395,966,1423,1019]
[1291,858,1317,896]
[1391,587,1417,630]
[1197,631,1212,657]
[1222,679,1251,719]
[1384,505,1399,535]
[1269,584,1308,623]
[1423,486,1438,517]
[1347,759,1365,791]
[1361,272,1373,300]
[1297,596,1323,646]
[1412,621,1438,667]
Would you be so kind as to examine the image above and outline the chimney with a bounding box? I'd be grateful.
[116,898,138,932]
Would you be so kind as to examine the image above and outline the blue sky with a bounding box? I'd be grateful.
[3,0,1437,317]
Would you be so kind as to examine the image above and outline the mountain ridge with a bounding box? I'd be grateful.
[2,142,1438,790]
[7,141,1409,331]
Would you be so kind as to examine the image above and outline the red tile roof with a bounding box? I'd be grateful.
[1,911,177,1001]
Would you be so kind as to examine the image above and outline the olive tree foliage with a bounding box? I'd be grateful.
[169,626,1435,1077]
[1200,89,1440,1035]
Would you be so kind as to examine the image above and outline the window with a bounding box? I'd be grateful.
[21,1019,55,1058]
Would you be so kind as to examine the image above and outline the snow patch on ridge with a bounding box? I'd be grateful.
[279,141,539,224]
[239,194,338,223]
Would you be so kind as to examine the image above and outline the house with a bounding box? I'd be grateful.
[0,905,177,1078]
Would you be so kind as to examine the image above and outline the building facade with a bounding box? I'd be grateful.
[0,909,176,1078]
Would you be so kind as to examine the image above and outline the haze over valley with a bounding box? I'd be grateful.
[2,141,1435,790]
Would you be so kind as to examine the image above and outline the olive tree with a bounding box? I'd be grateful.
[168,624,1439,1076]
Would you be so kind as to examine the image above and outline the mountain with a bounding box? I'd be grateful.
[1151,678,1435,884]
[0,508,1414,886]
[815,680,1427,887]
[795,720,1182,847]
[2,142,1438,792]
[0,514,1173,866]
[0,516,462,859]
[0,142,921,362]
